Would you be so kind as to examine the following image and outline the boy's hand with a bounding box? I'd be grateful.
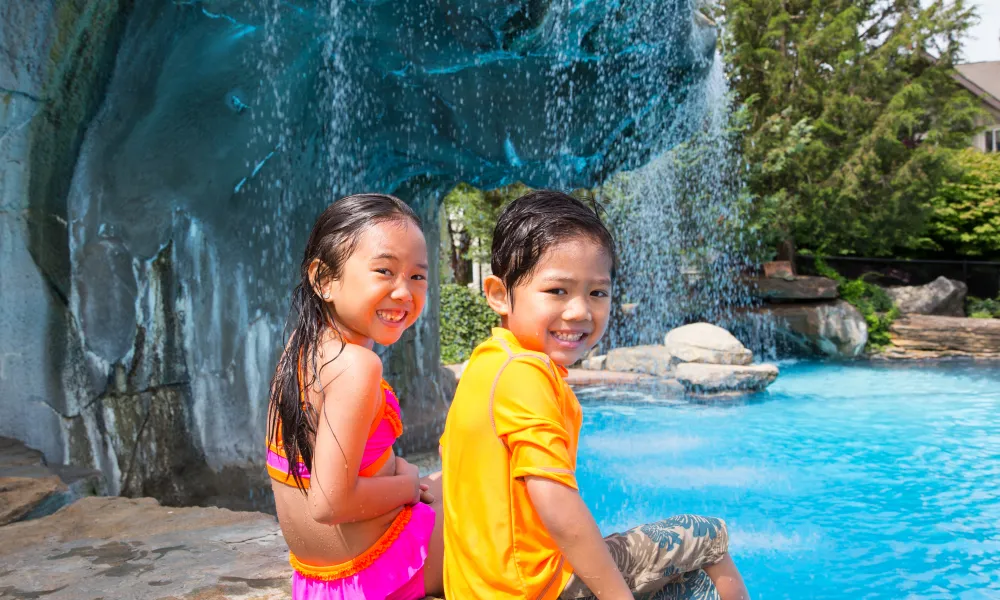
[526,476,633,600]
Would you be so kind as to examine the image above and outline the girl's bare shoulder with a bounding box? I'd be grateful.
[313,338,383,404]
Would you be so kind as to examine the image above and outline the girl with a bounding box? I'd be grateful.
[266,194,443,600]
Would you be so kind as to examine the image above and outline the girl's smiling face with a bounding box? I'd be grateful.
[318,219,428,348]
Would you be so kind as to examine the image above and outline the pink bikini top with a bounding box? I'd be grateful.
[266,378,404,488]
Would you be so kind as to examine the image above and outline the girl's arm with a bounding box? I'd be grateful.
[307,344,420,524]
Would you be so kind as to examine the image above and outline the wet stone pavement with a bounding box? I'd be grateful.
[0,497,290,600]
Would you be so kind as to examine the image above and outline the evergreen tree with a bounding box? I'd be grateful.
[718,0,983,256]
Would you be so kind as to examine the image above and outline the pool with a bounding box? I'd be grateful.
[575,361,1000,599]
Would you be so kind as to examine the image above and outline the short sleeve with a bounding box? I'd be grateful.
[492,357,578,490]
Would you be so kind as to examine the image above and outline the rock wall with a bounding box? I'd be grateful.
[2,0,135,476]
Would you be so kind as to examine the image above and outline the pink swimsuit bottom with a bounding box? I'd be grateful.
[290,502,435,600]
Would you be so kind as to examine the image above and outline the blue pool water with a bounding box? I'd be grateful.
[575,361,1000,600]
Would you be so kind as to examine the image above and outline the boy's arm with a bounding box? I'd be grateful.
[526,477,633,600]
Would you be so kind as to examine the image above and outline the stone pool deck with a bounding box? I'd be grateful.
[566,368,658,385]
[0,496,291,600]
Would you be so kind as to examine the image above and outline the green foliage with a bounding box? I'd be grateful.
[717,0,984,256]
[839,278,900,351]
[925,149,1000,256]
[439,284,499,364]
[440,183,531,285]
[814,258,899,351]
[966,296,1000,319]
[443,182,529,262]
[812,256,845,283]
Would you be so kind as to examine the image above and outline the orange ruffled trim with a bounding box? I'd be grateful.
[379,380,404,438]
[289,506,413,580]
[383,406,404,439]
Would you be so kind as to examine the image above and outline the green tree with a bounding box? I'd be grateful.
[717,0,983,256]
[441,182,530,284]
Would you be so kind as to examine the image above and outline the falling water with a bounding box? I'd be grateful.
[248,0,773,364]
[598,56,775,356]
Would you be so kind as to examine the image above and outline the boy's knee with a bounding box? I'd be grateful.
[640,515,727,542]
[638,515,729,566]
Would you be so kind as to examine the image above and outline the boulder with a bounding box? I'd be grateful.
[881,315,1000,359]
[754,276,838,302]
[663,323,753,365]
[580,355,607,370]
[767,300,868,358]
[883,276,967,317]
[675,363,779,393]
[605,346,675,377]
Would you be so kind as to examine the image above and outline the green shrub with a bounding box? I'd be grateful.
[439,284,499,364]
[966,296,1000,319]
[814,258,899,352]
[926,149,1000,256]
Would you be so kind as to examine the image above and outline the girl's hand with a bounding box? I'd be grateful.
[394,456,422,505]
[419,483,434,504]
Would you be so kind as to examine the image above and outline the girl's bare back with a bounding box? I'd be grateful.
[272,454,401,565]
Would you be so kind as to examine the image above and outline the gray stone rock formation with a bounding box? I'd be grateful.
[604,345,675,377]
[579,354,608,370]
[767,300,869,358]
[1,0,718,504]
[675,362,778,394]
[664,322,753,365]
[1,0,134,481]
[603,323,780,394]
[883,276,967,317]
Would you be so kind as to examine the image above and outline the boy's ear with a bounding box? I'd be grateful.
[482,275,510,317]
[307,258,333,300]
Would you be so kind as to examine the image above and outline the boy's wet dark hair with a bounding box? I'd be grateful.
[491,189,617,300]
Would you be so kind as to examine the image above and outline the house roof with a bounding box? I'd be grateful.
[954,61,1000,113]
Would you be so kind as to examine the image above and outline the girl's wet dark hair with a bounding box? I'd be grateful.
[491,189,617,303]
[268,193,420,491]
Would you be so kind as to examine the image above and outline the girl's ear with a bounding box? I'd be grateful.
[307,259,332,300]
[482,275,510,317]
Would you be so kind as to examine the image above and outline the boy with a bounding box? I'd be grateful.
[439,190,748,600]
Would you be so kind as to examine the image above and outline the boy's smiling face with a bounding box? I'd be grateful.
[486,236,613,367]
